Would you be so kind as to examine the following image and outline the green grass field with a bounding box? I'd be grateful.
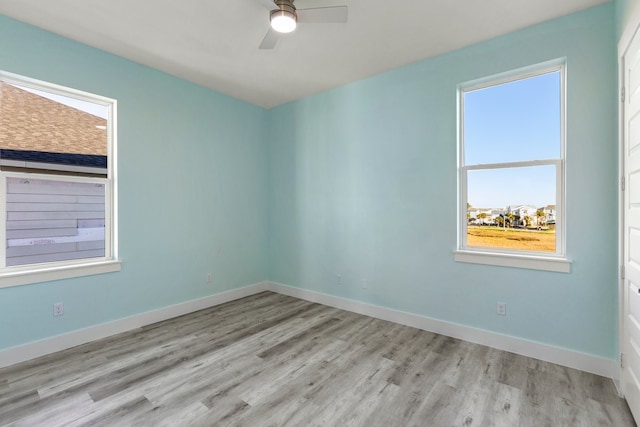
[467,226,555,252]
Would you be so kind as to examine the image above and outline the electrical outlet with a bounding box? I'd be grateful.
[337,274,342,285]
[53,302,64,316]
[206,273,213,283]
[361,279,368,289]
[496,302,506,316]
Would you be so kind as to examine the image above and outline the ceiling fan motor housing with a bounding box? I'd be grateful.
[261,0,346,48]
[271,0,297,19]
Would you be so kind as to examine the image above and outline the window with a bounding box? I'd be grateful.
[455,60,569,272]
[0,71,119,287]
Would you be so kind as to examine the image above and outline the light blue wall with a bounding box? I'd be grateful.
[0,4,621,361]
[268,5,618,359]
[616,0,636,38]
[0,15,269,350]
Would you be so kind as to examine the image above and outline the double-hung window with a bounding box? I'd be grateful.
[0,71,119,287]
[455,60,569,272]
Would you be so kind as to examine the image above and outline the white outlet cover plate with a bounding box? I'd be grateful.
[53,302,64,316]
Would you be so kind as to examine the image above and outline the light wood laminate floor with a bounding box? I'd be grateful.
[0,291,635,426]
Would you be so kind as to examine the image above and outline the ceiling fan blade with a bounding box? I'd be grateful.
[297,6,347,23]
[259,27,280,49]
[257,0,277,10]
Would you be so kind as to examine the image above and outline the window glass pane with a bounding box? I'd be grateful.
[466,165,556,252]
[0,71,115,281]
[464,71,561,165]
[6,177,105,266]
[0,81,107,172]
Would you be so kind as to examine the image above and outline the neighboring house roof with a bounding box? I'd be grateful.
[507,205,537,211]
[0,81,106,156]
[0,149,106,168]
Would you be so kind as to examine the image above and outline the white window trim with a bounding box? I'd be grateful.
[455,59,570,273]
[0,70,120,287]
[0,259,121,288]
[454,250,570,273]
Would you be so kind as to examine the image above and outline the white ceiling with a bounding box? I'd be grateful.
[0,0,610,108]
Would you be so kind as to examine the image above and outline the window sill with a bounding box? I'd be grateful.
[0,260,121,288]
[454,250,570,273]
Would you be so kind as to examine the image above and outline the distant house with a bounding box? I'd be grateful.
[543,205,556,224]
[507,205,538,226]
[468,207,503,225]
[469,205,553,227]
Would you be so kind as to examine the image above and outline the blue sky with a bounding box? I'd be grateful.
[464,71,560,208]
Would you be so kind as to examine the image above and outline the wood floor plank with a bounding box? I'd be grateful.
[238,339,347,408]
[0,291,635,427]
[5,391,95,427]
[365,351,448,425]
[68,395,155,427]
[321,360,398,426]
[477,381,524,426]
[407,382,462,426]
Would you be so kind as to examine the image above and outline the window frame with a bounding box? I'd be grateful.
[0,70,120,288]
[454,60,570,273]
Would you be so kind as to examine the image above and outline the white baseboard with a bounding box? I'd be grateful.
[0,282,268,369]
[266,281,618,380]
[0,280,618,383]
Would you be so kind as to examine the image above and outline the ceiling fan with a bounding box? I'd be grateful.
[258,0,348,49]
